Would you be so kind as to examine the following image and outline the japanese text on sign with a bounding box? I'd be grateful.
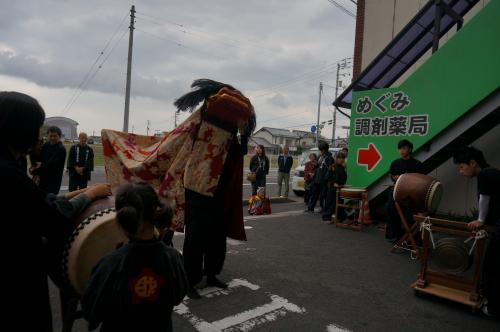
[356,91,411,114]
[354,115,429,137]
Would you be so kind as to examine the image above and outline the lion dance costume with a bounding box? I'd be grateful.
[102,79,256,287]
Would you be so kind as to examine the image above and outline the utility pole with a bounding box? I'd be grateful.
[123,5,135,133]
[146,120,150,136]
[316,82,323,145]
[332,63,340,145]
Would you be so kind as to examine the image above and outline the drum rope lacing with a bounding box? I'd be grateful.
[464,229,488,256]
[420,216,436,249]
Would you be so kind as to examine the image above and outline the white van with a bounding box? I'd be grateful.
[291,147,341,196]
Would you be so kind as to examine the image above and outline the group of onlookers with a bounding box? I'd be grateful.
[303,142,348,221]
[28,128,94,194]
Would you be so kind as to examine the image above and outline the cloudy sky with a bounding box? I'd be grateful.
[0,0,356,138]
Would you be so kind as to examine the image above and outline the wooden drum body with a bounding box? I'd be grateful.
[62,197,127,295]
[393,173,443,213]
[339,188,366,199]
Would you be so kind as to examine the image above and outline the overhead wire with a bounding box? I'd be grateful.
[61,28,129,116]
[326,0,356,19]
[60,10,129,115]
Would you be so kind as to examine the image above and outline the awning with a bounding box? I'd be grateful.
[333,0,479,109]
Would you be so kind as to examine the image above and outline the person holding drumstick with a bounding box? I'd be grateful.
[453,146,500,317]
[386,139,424,242]
[0,91,111,331]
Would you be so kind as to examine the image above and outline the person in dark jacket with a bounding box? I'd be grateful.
[277,145,294,198]
[67,132,94,191]
[322,152,347,221]
[303,153,318,203]
[249,144,270,196]
[306,142,333,212]
[386,139,424,241]
[82,183,188,332]
[0,91,111,332]
[453,147,500,317]
[31,126,67,194]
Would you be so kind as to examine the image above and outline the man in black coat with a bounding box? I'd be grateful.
[306,142,333,212]
[67,132,94,191]
[31,126,67,194]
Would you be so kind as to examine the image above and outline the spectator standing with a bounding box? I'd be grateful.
[249,145,270,196]
[322,152,347,221]
[67,132,94,191]
[303,153,318,204]
[277,146,293,198]
[30,126,67,194]
[306,142,333,212]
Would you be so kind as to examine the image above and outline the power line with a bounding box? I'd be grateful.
[61,28,129,116]
[60,10,129,115]
[136,11,272,53]
[135,27,222,60]
[135,13,245,51]
[248,56,352,98]
[326,0,356,19]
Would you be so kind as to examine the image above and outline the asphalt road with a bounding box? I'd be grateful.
[51,171,498,331]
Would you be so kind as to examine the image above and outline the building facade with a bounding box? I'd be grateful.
[252,127,327,149]
[354,0,498,216]
[44,116,79,140]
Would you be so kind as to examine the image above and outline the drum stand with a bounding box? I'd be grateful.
[391,202,421,259]
[334,188,368,232]
[411,215,494,312]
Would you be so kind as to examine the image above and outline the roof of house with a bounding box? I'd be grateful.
[45,116,79,126]
[256,127,297,138]
[248,136,279,148]
[255,126,329,141]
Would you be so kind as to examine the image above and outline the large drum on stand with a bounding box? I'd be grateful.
[61,197,127,295]
[393,173,443,213]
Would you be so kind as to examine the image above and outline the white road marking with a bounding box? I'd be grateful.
[244,209,305,221]
[211,295,305,331]
[227,239,246,246]
[244,226,253,230]
[326,323,352,332]
[174,278,306,332]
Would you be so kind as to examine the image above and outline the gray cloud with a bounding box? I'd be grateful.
[266,93,289,108]
[0,0,355,136]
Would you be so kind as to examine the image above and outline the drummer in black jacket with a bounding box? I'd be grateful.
[453,147,500,317]
[386,139,424,241]
[0,91,111,331]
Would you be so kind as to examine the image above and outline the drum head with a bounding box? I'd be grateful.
[433,237,473,274]
[63,209,127,295]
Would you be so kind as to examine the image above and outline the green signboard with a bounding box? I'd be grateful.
[347,0,500,188]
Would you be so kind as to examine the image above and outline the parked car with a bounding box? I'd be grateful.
[291,147,341,196]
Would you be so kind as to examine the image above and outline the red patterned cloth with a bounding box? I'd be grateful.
[102,88,253,241]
